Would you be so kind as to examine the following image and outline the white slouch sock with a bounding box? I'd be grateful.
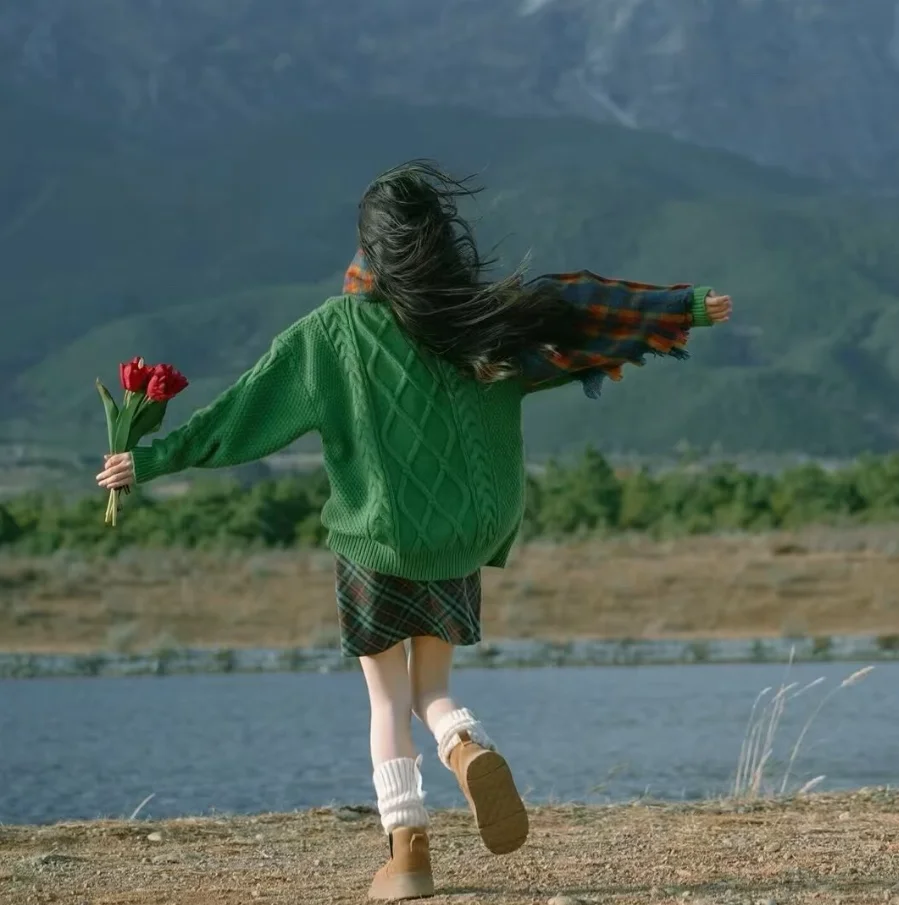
[372,755,429,834]
[433,707,495,768]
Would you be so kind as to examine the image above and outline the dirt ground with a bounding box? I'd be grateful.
[1,792,897,905]
[2,525,899,654]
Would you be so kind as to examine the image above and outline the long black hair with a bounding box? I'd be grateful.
[357,160,587,382]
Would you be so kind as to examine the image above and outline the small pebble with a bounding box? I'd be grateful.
[146,831,163,843]
[548,897,585,905]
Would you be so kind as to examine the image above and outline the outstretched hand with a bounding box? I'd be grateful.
[97,453,135,490]
[706,293,732,323]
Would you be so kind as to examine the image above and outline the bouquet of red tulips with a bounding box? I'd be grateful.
[96,358,188,525]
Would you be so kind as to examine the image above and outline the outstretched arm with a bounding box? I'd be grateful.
[97,315,326,489]
[519,270,730,396]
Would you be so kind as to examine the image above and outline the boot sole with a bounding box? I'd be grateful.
[368,871,435,901]
[462,749,529,855]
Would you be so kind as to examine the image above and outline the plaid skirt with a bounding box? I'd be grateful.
[334,555,482,658]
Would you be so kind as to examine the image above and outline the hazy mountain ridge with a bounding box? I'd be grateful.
[5,4,899,457]
[2,104,899,457]
[4,0,899,180]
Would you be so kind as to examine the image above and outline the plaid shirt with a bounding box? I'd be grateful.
[342,249,708,398]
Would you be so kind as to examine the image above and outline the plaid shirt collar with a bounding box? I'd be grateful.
[343,248,374,295]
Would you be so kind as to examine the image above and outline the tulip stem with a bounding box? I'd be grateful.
[105,489,119,526]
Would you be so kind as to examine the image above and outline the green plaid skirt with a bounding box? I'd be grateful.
[334,555,482,658]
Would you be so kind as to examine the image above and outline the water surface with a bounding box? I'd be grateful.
[1,662,894,824]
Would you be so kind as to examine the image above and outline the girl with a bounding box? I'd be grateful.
[97,161,731,901]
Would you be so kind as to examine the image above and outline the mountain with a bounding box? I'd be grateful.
[4,1,899,183]
[3,102,899,459]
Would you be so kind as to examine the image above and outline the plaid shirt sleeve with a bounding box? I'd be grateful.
[519,270,713,398]
[342,251,713,400]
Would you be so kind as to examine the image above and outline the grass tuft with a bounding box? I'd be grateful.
[732,651,875,799]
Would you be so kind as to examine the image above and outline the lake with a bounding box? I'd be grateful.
[1,661,895,825]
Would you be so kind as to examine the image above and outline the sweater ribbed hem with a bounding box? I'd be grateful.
[486,529,518,569]
[690,287,714,327]
[327,530,517,581]
[130,446,172,485]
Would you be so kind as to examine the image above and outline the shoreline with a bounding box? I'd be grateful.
[4,527,899,674]
[2,632,896,679]
[2,792,896,904]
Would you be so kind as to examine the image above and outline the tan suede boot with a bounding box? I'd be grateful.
[368,827,435,901]
[448,730,529,855]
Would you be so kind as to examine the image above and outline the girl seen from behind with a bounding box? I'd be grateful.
[98,161,732,900]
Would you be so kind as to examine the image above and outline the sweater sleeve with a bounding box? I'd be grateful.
[130,316,324,484]
[519,272,714,396]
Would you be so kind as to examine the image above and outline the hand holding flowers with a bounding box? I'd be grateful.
[97,452,135,491]
[95,358,188,525]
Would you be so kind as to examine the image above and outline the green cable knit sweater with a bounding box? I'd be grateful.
[132,290,712,579]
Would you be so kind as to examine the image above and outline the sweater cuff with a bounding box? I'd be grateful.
[690,287,714,327]
[131,446,170,485]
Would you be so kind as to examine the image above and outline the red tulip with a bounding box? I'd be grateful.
[119,357,151,393]
[145,364,189,402]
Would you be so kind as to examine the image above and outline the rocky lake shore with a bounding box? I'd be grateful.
[2,791,896,904]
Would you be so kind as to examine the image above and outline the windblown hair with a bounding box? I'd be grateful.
[357,160,587,382]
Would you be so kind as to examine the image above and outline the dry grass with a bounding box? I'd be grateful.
[1,793,897,904]
[2,525,899,654]
[732,659,877,799]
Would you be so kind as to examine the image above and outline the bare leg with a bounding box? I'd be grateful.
[360,642,416,764]
[407,635,460,733]
[409,635,528,855]
[359,643,428,836]
[409,636,495,761]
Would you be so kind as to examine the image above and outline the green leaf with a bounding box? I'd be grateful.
[95,380,119,451]
[111,392,145,453]
[127,400,167,448]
